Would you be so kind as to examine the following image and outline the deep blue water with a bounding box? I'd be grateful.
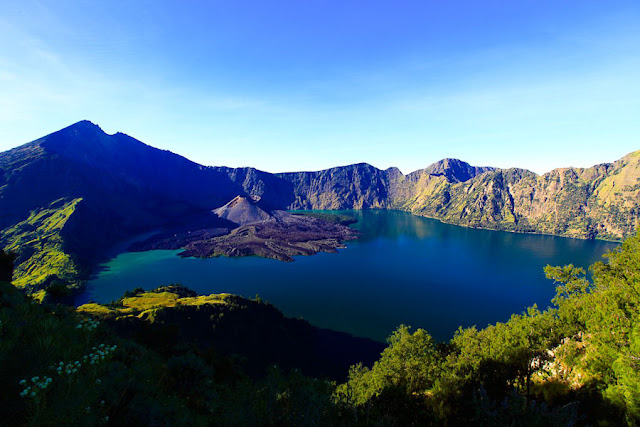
[80,210,618,342]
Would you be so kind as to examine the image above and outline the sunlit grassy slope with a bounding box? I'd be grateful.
[0,198,82,290]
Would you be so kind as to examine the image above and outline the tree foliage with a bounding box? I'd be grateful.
[337,231,640,424]
[4,231,640,424]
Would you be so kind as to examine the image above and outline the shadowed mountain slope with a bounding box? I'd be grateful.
[78,284,384,380]
[0,121,272,291]
[0,120,637,293]
[276,163,391,210]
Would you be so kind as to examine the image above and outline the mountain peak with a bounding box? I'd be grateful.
[38,120,109,148]
[63,120,105,133]
[213,195,272,226]
[422,158,494,183]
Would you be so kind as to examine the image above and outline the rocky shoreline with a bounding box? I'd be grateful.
[130,197,359,262]
[178,211,359,262]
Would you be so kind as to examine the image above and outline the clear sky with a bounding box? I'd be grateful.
[1,1,639,174]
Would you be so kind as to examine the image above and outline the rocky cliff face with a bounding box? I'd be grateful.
[386,159,492,212]
[419,158,495,183]
[393,154,640,240]
[277,163,391,210]
[273,153,639,241]
[1,120,637,291]
[211,166,295,211]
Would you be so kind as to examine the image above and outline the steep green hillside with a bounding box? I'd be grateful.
[0,121,280,292]
[0,278,383,425]
[0,198,81,295]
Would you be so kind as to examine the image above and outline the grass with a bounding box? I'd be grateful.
[0,198,82,289]
[79,289,232,319]
[594,150,640,207]
[0,280,125,425]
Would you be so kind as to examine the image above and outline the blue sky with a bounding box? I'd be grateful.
[1,1,638,174]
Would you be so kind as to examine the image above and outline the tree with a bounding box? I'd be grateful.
[0,250,16,282]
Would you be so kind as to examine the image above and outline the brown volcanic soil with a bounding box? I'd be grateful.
[179,211,359,261]
[131,208,359,262]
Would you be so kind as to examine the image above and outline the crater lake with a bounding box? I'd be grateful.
[79,210,618,342]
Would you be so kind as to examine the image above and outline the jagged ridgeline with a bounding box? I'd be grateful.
[1,120,638,291]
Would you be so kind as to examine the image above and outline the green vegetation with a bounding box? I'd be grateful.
[335,231,640,424]
[396,153,640,241]
[0,281,339,425]
[1,120,637,301]
[0,198,82,295]
[3,230,640,424]
[0,249,16,282]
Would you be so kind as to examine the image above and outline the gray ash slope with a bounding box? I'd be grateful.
[213,195,273,226]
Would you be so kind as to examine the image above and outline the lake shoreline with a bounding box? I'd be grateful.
[80,210,617,343]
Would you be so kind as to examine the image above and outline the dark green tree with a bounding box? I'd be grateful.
[0,250,16,282]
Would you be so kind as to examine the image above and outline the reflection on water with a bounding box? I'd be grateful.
[81,210,618,342]
[348,210,614,265]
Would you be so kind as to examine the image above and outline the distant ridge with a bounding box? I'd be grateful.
[1,120,638,291]
[421,158,494,183]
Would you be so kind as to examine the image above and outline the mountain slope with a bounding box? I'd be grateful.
[0,121,637,293]
[77,284,384,380]
[275,153,639,241]
[213,195,272,226]
[0,121,273,289]
[212,166,295,210]
[420,158,495,183]
[395,154,640,240]
[0,198,81,293]
[276,163,391,210]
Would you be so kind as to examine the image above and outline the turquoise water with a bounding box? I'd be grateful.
[80,210,618,342]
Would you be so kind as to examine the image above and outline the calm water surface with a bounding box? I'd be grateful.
[80,210,618,342]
